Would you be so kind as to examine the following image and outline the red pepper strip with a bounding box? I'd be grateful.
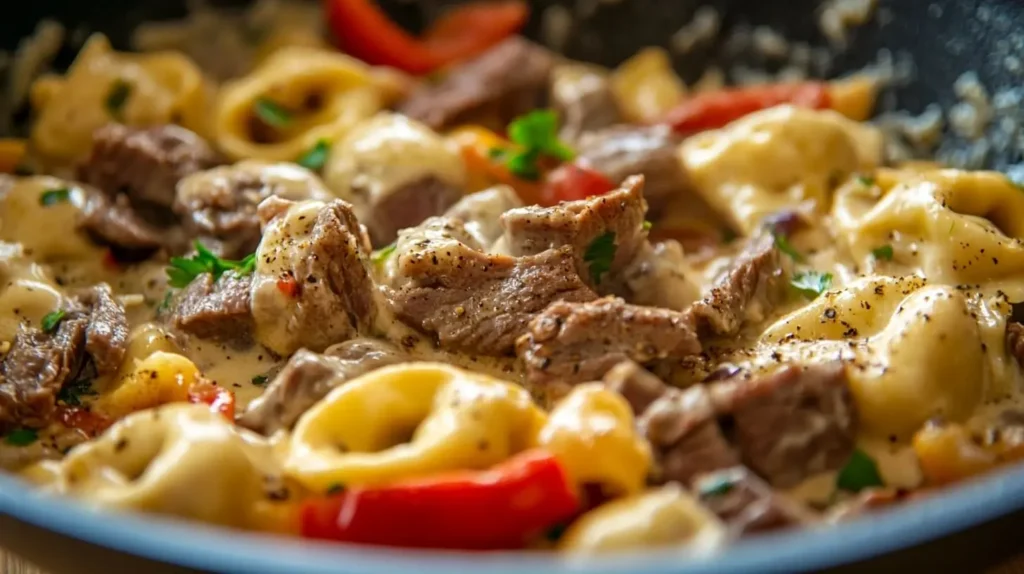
[663,82,831,135]
[300,449,579,549]
[276,275,299,298]
[186,381,236,420]
[539,163,616,206]
[325,0,528,75]
[57,406,111,438]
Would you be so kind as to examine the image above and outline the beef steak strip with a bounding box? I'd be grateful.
[693,466,816,536]
[396,37,555,132]
[364,176,464,247]
[1007,322,1024,368]
[602,360,668,415]
[76,284,130,376]
[549,63,623,143]
[240,339,406,435]
[169,272,254,345]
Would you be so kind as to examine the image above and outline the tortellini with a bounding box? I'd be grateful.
[285,362,546,492]
[213,46,383,162]
[30,34,208,163]
[833,168,1024,297]
[0,176,105,262]
[22,404,280,528]
[96,352,201,418]
[0,242,65,342]
[680,105,883,234]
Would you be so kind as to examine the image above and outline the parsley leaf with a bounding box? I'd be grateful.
[871,244,894,261]
[254,97,292,128]
[297,139,331,171]
[772,231,804,262]
[791,271,833,299]
[642,220,653,231]
[155,290,173,314]
[326,483,346,496]
[105,79,132,119]
[498,110,575,180]
[41,309,65,333]
[39,188,71,206]
[371,243,397,265]
[857,174,875,186]
[4,429,38,447]
[166,242,257,288]
[251,374,269,386]
[57,378,97,407]
[836,448,884,493]
[584,231,616,285]
[697,475,735,498]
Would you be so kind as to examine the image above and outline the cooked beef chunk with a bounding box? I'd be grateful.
[170,273,254,344]
[517,296,701,391]
[240,339,405,434]
[78,187,186,253]
[79,123,219,211]
[620,240,701,311]
[711,363,857,488]
[363,176,464,247]
[575,125,686,215]
[174,161,331,259]
[1007,322,1024,368]
[250,199,380,355]
[693,466,816,535]
[549,63,622,142]
[396,38,555,131]
[501,175,648,288]
[687,232,789,337]
[602,360,668,415]
[641,385,741,486]
[0,285,129,432]
[389,227,596,355]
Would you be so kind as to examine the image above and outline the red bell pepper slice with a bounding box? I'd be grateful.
[187,381,236,420]
[539,163,616,206]
[57,406,111,438]
[325,0,529,75]
[300,449,579,549]
[663,82,832,135]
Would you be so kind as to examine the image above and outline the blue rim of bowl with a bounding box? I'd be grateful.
[2,462,1023,574]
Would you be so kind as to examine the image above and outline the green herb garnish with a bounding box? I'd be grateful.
[326,483,346,496]
[4,429,38,447]
[41,309,65,333]
[642,220,653,231]
[39,188,71,206]
[371,243,397,265]
[857,175,875,187]
[584,231,616,285]
[871,244,894,261]
[496,110,574,181]
[836,448,884,493]
[166,242,256,288]
[156,290,173,314]
[697,476,735,498]
[251,374,269,386]
[254,97,292,128]
[297,139,331,171]
[57,378,97,407]
[791,271,833,299]
[105,79,132,119]
[773,231,804,262]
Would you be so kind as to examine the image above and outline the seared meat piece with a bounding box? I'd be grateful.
[240,339,405,434]
[517,296,701,390]
[0,285,129,432]
[388,223,596,355]
[78,187,188,254]
[711,363,857,488]
[602,360,668,415]
[250,199,380,356]
[549,63,623,142]
[641,385,741,486]
[79,123,219,210]
[397,38,555,131]
[175,161,332,259]
[575,125,686,215]
[364,176,463,246]
[1007,322,1024,368]
[693,466,816,535]
[620,240,701,311]
[687,231,789,337]
[169,273,254,345]
[501,175,648,287]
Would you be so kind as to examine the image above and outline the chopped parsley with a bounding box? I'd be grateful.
[791,271,833,299]
[495,110,574,180]
[297,139,331,171]
[41,309,65,333]
[642,220,653,231]
[697,475,735,498]
[105,79,132,119]
[871,244,894,261]
[772,231,804,262]
[583,231,616,285]
[155,290,173,314]
[251,374,269,386]
[371,243,397,265]
[254,97,292,128]
[326,483,346,496]
[57,378,97,407]
[39,188,71,206]
[166,243,256,288]
[857,174,876,187]
[836,448,884,493]
[4,429,38,447]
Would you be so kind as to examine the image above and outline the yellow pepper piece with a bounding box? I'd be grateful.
[829,75,879,122]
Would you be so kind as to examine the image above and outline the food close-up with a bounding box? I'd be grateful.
[2,0,1024,571]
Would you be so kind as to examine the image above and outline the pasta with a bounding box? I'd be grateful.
[610,47,687,123]
[96,351,201,418]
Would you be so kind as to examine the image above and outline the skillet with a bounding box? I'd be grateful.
[2,0,1024,572]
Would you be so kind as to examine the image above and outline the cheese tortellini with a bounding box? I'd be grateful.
[30,34,208,163]
[0,242,65,342]
[0,176,105,262]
